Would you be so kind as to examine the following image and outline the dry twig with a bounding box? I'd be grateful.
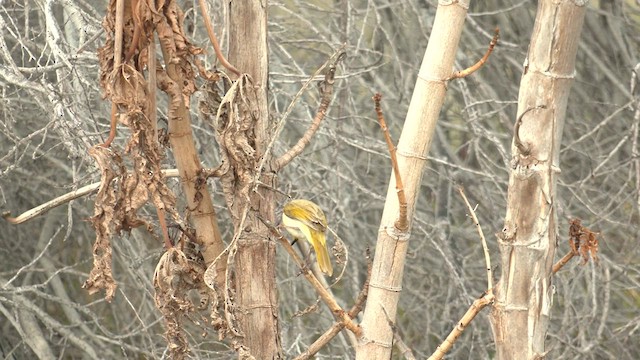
[428,186,495,360]
[448,28,499,80]
[457,186,493,293]
[2,169,179,224]
[99,0,126,148]
[553,218,600,273]
[197,0,241,77]
[428,294,494,360]
[394,332,417,360]
[373,93,408,231]
[295,249,371,359]
[261,217,362,338]
[274,50,346,170]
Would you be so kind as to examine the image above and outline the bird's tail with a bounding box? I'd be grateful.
[311,232,333,276]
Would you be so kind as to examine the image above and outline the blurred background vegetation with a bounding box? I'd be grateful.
[1,0,639,358]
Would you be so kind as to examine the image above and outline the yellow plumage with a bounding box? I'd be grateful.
[282,199,333,276]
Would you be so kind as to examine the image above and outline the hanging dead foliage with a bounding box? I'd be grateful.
[197,73,264,353]
[87,0,195,300]
[89,0,236,354]
[211,75,259,210]
[568,218,600,264]
[153,247,207,360]
[83,146,121,302]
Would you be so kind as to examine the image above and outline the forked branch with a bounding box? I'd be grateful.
[428,293,494,360]
[295,250,371,360]
[274,51,346,170]
[428,187,495,360]
[261,218,362,338]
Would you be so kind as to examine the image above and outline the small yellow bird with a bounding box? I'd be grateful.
[282,199,333,276]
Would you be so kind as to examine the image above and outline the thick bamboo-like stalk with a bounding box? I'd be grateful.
[490,1,586,359]
[226,1,281,358]
[356,1,471,358]
[158,41,226,286]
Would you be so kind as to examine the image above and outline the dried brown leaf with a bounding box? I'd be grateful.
[83,146,124,302]
[568,218,600,265]
[154,248,206,359]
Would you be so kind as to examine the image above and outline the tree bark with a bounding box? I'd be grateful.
[227,1,282,358]
[161,42,226,287]
[356,1,470,358]
[490,1,586,359]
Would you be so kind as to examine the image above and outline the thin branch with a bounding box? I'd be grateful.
[197,0,241,77]
[156,207,172,249]
[3,169,179,224]
[381,306,417,360]
[261,217,361,337]
[426,187,495,360]
[146,33,171,249]
[274,50,346,170]
[296,249,372,360]
[254,46,345,194]
[374,93,408,231]
[101,110,118,148]
[2,227,59,289]
[0,281,101,360]
[427,293,494,360]
[552,251,576,274]
[448,28,499,80]
[148,33,158,142]
[99,0,126,148]
[394,332,417,360]
[456,186,493,294]
[294,323,345,360]
[553,218,600,273]
[124,0,141,64]
[348,248,371,318]
[16,308,56,360]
